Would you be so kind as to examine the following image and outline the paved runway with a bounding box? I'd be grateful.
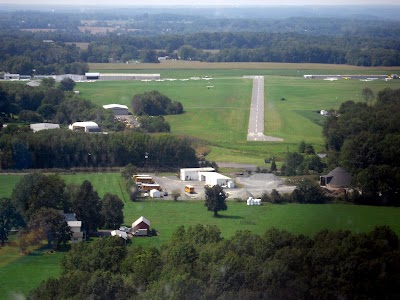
[246,76,283,142]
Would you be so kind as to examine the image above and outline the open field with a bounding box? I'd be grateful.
[78,63,400,164]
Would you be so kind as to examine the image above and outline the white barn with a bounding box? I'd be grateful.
[103,104,130,115]
[180,167,215,181]
[69,121,100,133]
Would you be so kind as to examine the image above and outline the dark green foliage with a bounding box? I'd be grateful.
[137,115,170,133]
[298,140,306,153]
[120,163,138,180]
[282,152,304,176]
[12,173,67,222]
[270,160,277,172]
[140,49,160,63]
[131,90,183,116]
[291,178,327,204]
[204,185,227,217]
[323,88,400,206]
[28,207,71,249]
[100,193,124,229]
[59,78,76,92]
[18,110,43,123]
[0,197,24,245]
[30,225,400,300]
[0,130,197,169]
[70,180,101,236]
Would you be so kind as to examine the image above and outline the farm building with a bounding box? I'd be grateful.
[69,121,100,133]
[180,167,215,181]
[103,104,130,115]
[132,216,150,236]
[30,123,60,132]
[200,171,232,187]
[320,167,352,188]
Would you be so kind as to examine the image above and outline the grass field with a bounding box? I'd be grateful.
[1,172,400,298]
[77,63,400,164]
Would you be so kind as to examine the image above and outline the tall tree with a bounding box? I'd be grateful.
[0,197,24,245]
[59,78,76,92]
[12,173,66,222]
[204,185,227,217]
[361,87,375,104]
[28,207,71,249]
[101,193,124,229]
[71,180,101,236]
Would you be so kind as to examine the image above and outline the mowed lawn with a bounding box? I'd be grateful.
[76,72,400,163]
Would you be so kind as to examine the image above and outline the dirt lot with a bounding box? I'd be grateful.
[151,173,296,201]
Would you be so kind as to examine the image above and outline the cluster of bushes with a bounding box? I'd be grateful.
[131,90,183,116]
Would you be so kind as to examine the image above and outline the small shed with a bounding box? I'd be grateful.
[150,189,161,198]
[132,216,150,234]
[320,167,352,188]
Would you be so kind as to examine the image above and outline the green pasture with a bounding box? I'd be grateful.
[77,68,400,164]
[0,246,63,299]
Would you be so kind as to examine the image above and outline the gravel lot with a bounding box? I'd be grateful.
[151,173,295,200]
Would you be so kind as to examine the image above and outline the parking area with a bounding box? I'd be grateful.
[150,173,296,200]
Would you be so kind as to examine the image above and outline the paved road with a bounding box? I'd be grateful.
[246,76,283,142]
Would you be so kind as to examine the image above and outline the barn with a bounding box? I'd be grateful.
[103,104,130,115]
[180,167,215,181]
[131,216,150,235]
[320,167,352,188]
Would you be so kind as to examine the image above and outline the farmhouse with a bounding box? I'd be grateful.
[30,123,60,132]
[69,121,100,133]
[132,216,150,236]
[180,167,215,181]
[320,167,352,188]
[103,104,130,115]
[64,213,85,243]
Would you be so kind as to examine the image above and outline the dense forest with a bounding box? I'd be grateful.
[323,88,400,206]
[1,8,400,72]
[28,224,400,300]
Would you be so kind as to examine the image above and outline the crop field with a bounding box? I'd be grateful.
[78,62,400,164]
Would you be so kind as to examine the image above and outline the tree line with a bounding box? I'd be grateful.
[323,88,400,206]
[1,27,400,72]
[0,173,124,250]
[0,128,197,170]
[28,224,400,299]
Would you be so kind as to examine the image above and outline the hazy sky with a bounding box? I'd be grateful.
[2,0,399,6]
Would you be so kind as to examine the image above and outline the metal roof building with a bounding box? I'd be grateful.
[320,167,352,188]
[180,167,215,181]
[30,123,60,132]
[103,104,130,115]
[69,121,100,133]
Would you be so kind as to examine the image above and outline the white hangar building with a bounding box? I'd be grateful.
[85,73,161,81]
[180,167,215,181]
[103,104,130,115]
[69,121,100,133]
[199,171,232,187]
